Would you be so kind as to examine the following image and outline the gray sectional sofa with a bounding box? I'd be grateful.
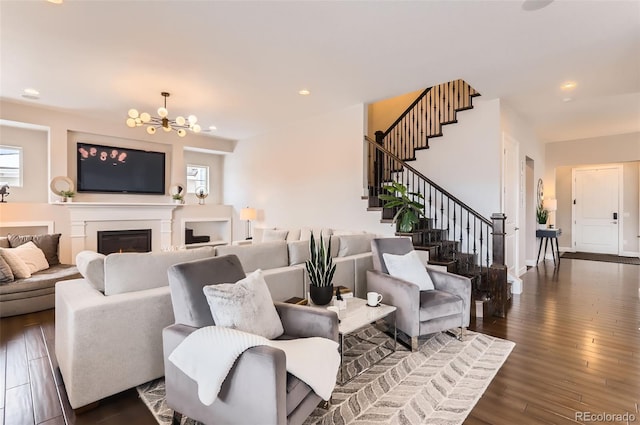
[0,235,81,318]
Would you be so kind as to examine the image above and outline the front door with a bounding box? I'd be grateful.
[573,165,620,254]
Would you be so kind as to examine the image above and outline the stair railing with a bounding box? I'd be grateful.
[380,79,479,163]
[365,135,493,275]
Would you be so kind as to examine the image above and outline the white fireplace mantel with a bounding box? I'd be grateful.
[58,202,182,259]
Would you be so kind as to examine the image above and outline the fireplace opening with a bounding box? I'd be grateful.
[97,229,152,255]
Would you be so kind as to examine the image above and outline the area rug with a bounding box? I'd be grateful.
[561,251,640,265]
[137,328,514,425]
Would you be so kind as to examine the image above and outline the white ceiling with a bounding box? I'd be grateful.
[1,0,639,143]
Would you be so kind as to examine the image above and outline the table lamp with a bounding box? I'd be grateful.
[543,198,557,228]
[239,207,257,239]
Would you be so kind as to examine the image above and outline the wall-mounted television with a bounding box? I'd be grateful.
[77,142,165,194]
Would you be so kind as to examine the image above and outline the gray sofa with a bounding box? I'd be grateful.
[55,246,217,409]
[216,231,377,300]
[0,236,80,318]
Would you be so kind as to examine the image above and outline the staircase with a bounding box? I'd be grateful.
[364,79,508,317]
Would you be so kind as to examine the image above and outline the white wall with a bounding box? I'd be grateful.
[501,102,546,272]
[0,125,48,202]
[224,104,395,238]
[183,150,225,205]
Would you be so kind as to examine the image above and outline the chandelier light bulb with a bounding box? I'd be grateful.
[128,109,139,119]
[126,118,136,128]
[177,129,186,137]
[188,115,198,125]
[135,117,142,125]
[158,107,168,118]
[163,124,172,132]
[192,124,201,133]
[140,112,151,123]
[147,126,156,135]
[176,116,186,126]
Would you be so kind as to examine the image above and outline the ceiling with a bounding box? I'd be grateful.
[1,0,639,143]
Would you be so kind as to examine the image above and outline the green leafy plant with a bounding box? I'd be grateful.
[536,207,548,225]
[305,232,336,287]
[378,181,425,233]
[60,190,75,198]
[172,193,184,201]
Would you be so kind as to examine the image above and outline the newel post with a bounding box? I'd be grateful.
[489,213,508,318]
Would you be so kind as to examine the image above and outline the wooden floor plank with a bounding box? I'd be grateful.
[5,336,28,390]
[0,339,6,411]
[24,325,47,361]
[29,357,62,424]
[4,384,33,425]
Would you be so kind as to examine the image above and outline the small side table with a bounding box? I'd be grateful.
[536,228,562,266]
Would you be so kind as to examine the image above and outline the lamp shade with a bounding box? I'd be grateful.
[543,198,557,211]
[240,207,257,221]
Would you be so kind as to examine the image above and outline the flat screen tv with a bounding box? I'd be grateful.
[77,142,165,194]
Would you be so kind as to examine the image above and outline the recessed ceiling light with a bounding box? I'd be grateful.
[22,88,40,99]
[208,125,217,131]
[561,81,577,90]
[562,97,573,102]
[47,0,63,4]
[298,89,310,96]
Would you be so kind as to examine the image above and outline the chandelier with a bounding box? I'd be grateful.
[126,92,201,137]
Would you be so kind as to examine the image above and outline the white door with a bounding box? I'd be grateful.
[502,134,519,275]
[573,166,620,254]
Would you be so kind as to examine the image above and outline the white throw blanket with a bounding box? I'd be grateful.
[168,326,340,405]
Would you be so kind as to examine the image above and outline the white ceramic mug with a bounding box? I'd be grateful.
[367,291,383,307]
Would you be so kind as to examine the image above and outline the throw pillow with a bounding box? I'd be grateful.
[382,251,434,291]
[203,269,284,339]
[8,233,61,266]
[0,255,14,283]
[12,241,50,273]
[262,229,289,242]
[337,234,375,257]
[0,248,32,279]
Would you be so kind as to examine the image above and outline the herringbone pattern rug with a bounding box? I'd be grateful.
[138,328,514,425]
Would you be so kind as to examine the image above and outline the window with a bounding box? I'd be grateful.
[0,145,22,187]
[186,164,209,194]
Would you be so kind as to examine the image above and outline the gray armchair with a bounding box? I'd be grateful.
[366,238,471,351]
[163,254,338,425]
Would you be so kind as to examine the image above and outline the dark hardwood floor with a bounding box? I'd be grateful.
[0,258,638,425]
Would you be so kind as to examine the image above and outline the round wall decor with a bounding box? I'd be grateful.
[50,176,75,196]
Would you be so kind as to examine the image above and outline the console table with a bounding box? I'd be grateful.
[536,228,562,266]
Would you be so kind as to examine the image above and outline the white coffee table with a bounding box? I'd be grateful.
[332,297,396,384]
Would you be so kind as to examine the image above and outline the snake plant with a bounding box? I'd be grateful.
[305,232,336,287]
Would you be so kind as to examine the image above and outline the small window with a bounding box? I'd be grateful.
[186,164,209,194]
[0,145,22,188]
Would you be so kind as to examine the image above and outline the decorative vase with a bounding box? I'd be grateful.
[537,223,547,230]
[309,284,334,306]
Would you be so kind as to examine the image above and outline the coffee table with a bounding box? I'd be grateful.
[333,297,396,384]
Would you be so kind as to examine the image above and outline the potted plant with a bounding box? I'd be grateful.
[378,181,425,233]
[536,206,548,229]
[305,232,336,305]
[60,190,75,202]
[172,193,184,204]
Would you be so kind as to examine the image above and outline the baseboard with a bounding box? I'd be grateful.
[525,259,537,267]
[621,251,640,258]
[517,266,527,277]
[559,246,574,253]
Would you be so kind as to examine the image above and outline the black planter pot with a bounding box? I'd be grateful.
[309,284,334,306]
